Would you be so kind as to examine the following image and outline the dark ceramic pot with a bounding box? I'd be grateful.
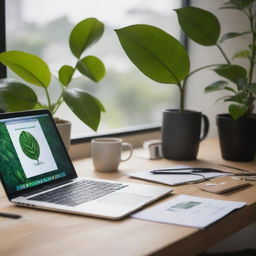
[217,114,256,161]
[162,110,209,160]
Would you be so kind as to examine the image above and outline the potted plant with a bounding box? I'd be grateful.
[0,17,106,149]
[175,1,256,161]
[114,23,216,160]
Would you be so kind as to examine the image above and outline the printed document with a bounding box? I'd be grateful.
[132,194,246,229]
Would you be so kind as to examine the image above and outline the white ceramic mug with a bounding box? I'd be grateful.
[91,138,133,172]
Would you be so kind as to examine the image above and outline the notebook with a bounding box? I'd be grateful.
[0,109,171,219]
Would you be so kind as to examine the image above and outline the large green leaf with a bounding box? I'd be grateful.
[0,79,38,111]
[77,56,105,82]
[214,65,247,84]
[0,51,51,88]
[58,65,75,86]
[229,104,248,120]
[115,25,190,84]
[19,131,40,162]
[69,18,104,58]
[63,88,104,131]
[175,7,220,46]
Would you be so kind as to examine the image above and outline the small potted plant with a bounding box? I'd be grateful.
[0,17,106,149]
[114,22,219,160]
[175,1,256,161]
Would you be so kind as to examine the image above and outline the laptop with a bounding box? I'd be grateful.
[0,109,172,219]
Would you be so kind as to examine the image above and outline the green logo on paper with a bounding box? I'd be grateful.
[19,131,40,163]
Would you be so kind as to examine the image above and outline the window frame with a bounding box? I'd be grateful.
[0,0,190,147]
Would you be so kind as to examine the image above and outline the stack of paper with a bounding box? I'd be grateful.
[132,195,246,229]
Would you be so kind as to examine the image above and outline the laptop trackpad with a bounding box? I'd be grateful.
[98,192,151,207]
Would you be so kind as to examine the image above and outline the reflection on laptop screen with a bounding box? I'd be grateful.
[0,113,74,194]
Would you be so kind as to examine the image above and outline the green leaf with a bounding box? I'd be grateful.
[232,50,250,60]
[63,88,103,131]
[0,51,51,88]
[19,131,40,162]
[248,83,256,94]
[0,79,38,111]
[58,65,75,86]
[229,104,248,120]
[69,18,104,58]
[219,32,250,43]
[115,25,190,84]
[214,65,247,84]
[175,7,220,46]
[249,44,256,50]
[229,0,255,9]
[224,92,248,104]
[91,95,106,112]
[77,56,105,82]
[204,80,229,93]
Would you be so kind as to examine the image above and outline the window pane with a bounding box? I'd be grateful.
[6,0,182,138]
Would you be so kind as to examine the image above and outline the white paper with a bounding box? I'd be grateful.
[6,119,58,178]
[132,194,246,229]
[128,165,230,186]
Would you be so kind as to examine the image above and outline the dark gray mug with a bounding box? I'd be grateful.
[162,109,209,160]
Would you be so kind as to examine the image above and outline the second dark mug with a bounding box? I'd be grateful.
[162,109,209,160]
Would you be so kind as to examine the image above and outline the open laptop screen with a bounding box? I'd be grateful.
[0,110,76,198]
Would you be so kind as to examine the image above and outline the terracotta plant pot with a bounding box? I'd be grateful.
[217,114,256,162]
[54,118,71,151]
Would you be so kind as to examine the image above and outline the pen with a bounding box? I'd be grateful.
[150,168,226,174]
[150,170,256,176]
[219,164,253,173]
[151,171,195,175]
[0,212,22,219]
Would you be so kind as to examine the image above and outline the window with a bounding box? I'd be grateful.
[2,0,186,139]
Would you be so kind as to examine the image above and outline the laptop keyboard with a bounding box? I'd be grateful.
[28,180,128,207]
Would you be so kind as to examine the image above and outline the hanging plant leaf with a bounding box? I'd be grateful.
[115,24,190,84]
[219,32,250,43]
[0,51,51,88]
[69,18,104,58]
[58,65,75,86]
[63,88,104,131]
[175,7,220,46]
[77,56,106,82]
[0,79,38,111]
[232,50,250,60]
[214,65,247,84]
[228,0,255,9]
[229,104,248,120]
[19,131,40,162]
[205,80,229,93]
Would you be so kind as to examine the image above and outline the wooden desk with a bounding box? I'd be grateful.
[0,139,255,256]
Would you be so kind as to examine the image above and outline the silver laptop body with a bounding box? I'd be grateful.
[0,110,171,219]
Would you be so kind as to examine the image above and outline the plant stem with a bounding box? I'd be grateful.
[180,64,222,112]
[186,64,222,80]
[179,86,184,112]
[43,87,52,112]
[52,97,64,115]
[248,6,256,85]
[216,43,231,65]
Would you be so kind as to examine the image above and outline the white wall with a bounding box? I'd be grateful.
[186,0,255,137]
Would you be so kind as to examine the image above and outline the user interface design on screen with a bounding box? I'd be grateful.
[0,113,74,195]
